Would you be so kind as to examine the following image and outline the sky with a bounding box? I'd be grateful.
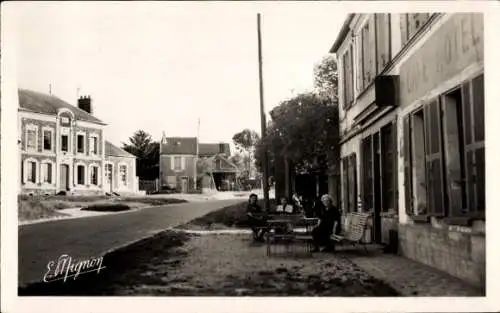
[12,1,345,147]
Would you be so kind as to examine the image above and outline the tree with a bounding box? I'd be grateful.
[313,54,338,105]
[122,130,159,180]
[232,129,260,179]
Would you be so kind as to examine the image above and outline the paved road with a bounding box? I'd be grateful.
[18,199,244,287]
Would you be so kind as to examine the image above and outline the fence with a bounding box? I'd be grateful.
[139,179,159,194]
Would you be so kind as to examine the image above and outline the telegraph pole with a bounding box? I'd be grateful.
[257,13,270,209]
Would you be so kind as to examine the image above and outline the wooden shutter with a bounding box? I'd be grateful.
[400,14,408,46]
[356,34,364,94]
[424,99,446,216]
[342,52,349,109]
[349,44,354,104]
[403,115,413,215]
[376,13,390,73]
[392,120,399,212]
[367,15,377,84]
[362,136,374,212]
[348,154,357,213]
[462,74,485,214]
[342,157,349,212]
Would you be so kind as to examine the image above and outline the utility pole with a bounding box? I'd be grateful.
[194,118,200,191]
[257,13,270,209]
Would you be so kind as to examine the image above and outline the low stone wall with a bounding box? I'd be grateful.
[398,222,485,289]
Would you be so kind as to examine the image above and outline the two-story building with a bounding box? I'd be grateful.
[332,13,484,289]
[18,89,138,195]
[159,134,236,192]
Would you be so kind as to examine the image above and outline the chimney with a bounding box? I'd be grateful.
[77,95,93,114]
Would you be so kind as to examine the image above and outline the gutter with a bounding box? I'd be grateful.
[329,14,355,54]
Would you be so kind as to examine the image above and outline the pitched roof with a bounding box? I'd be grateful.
[329,14,355,53]
[160,137,197,155]
[199,154,238,173]
[105,141,135,158]
[199,143,230,156]
[18,89,106,125]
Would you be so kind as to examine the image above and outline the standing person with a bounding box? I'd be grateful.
[311,194,342,252]
[246,193,268,242]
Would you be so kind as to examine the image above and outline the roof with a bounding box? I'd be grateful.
[18,89,106,125]
[199,143,230,156]
[160,137,198,155]
[329,14,355,54]
[105,141,136,158]
[199,154,238,173]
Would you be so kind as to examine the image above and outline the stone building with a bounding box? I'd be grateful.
[331,13,484,288]
[18,89,139,195]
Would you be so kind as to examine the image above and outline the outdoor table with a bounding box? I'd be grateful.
[265,216,319,257]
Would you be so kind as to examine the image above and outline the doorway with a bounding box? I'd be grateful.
[60,164,69,191]
[372,132,382,244]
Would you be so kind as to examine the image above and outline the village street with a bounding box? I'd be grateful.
[18,198,243,287]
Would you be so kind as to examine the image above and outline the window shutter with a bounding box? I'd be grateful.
[403,115,413,215]
[356,35,364,93]
[368,15,377,83]
[170,156,174,170]
[342,53,348,109]
[342,157,349,212]
[462,74,485,214]
[392,120,399,212]
[350,154,358,213]
[400,14,408,46]
[181,156,186,170]
[424,99,446,216]
[376,14,390,73]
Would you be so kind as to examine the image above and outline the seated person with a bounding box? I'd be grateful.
[246,193,268,242]
[275,197,295,214]
[312,194,341,252]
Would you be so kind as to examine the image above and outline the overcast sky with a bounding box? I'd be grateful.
[13,1,344,146]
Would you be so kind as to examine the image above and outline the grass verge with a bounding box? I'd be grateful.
[18,198,69,222]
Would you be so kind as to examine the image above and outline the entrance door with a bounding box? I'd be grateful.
[373,132,382,244]
[181,178,188,193]
[60,164,69,191]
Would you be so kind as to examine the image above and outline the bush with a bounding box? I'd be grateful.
[81,204,131,212]
[18,198,68,221]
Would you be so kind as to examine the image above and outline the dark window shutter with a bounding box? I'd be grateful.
[356,34,364,93]
[403,115,413,215]
[462,74,485,214]
[424,99,446,216]
[342,53,349,109]
[350,154,358,213]
[361,136,373,212]
[342,157,349,212]
[392,120,399,212]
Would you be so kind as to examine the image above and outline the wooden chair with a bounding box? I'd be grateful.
[331,212,370,252]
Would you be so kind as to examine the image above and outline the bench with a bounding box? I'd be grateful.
[331,212,370,252]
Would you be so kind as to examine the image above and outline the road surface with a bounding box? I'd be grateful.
[18,199,244,287]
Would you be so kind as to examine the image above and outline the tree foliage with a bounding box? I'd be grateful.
[122,130,159,180]
[232,129,260,180]
[313,54,338,105]
[255,92,339,176]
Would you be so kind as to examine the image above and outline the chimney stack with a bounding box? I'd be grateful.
[77,95,93,114]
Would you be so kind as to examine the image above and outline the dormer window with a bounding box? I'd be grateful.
[60,116,71,126]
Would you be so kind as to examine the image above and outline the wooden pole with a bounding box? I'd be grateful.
[257,13,270,209]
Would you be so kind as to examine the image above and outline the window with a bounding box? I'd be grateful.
[43,130,52,151]
[400,13,431,46]
[361,15,376,88]
[105,164,113,184]
[77,165,85,185]
[27,161,37,183]
[174,156,182,170]
[26,128,37,151]
[41,162,52,184]
[403,73,485,222]
[90,136,98,154]
[119,165,127,186]
[90,166,98,185]
[61,135,69,152]
[60,116,71,126]
[77,134,85,153]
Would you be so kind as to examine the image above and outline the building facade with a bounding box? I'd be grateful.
[159,134,234,192]
[332,13,484,288]
[18,89,139,195]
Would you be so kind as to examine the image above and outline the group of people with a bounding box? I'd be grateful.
[246,193,342,252]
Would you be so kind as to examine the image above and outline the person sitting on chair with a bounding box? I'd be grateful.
[246,193,267,242]
[311,194,341,252]
[276,197,295,214]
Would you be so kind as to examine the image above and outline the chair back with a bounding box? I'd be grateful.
[345,212,370,242]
